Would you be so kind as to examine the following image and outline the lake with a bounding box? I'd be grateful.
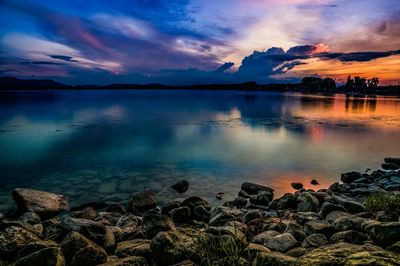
[0,90,399,211]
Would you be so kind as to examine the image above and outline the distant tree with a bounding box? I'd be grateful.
[345,75,354,90]
[301,77,322,90]
[368,77,379,88]
[320,77,336,91]
[354,76,367,90]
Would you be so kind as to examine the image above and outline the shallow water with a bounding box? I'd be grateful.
[0,90,399,211]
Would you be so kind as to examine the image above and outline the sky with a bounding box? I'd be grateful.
[0,0,399,85]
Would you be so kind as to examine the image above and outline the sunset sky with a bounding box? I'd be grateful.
[0,0,399,85]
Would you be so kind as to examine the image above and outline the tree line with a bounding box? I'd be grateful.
[300,75,380,93]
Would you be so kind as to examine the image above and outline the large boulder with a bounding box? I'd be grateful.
[115,239,151,260]
[264,233,298,253]
[304,220,335,237]
[169,206,191,223]
[384,157,400,165]
[284,222,306,242]
[296,192,319,212]
[331,194,365,214]
[249,191,273,206]
[252,251,296,266]
[341,171,362,183]
[60,231,108,266]
[12,188,69,218]
[240,182,274,196]
[62,217,106,244]
[298,242,400,265]
[181,196,209,212]
[142,213,176,238]
[319,202,347,218]
[302,234,328,248]
[365,222,400,247]
[13,247,65,266]
[268,193,296,210]
[129,191,157,213]
[329,230,367,244]
[209,206,243,226]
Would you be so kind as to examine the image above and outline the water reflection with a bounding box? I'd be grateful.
[0,90,399,211]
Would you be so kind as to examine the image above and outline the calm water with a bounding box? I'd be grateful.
[0,90,399,211]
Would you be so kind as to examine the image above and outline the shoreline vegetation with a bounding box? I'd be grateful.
[1,76,400,96]
[1,158,400,265]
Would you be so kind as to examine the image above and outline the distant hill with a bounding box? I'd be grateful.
[0,77,68,90]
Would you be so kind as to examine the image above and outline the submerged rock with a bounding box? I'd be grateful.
[240,182,274,195]
[291,182,303,190]
[384,157,400,166]
[12,188,69,218]
[129,191,157,213]
[311,179,319,185]
[171,180,189,193]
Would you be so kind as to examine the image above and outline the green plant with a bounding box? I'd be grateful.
[364,192,400,216]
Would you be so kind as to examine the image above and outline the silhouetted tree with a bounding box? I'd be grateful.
[320,77,336,91]
[345,75,354,90]
[368,77,379,88]
[354,76,367,90]
[301,77,322,90]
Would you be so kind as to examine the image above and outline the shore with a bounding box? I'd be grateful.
[1,158,400,265]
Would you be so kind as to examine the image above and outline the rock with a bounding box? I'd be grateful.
[286,247,309,258]
[304,220,335,237]
[333,216,354,231]
[264,233,297,253]
[268,193,296,210]
[129,191,157,213]
[243,210,263,224]
[247,243,271,255]
[13,247,65,266]
[284,222,306,242]
[240,182,274,196]
[103,226,116,251]
[291,182,303,190]
[311,179,319,185]
[116,214,139,229]
[170,206,191,223]
[161,201,181,214]
[233,197,248,208]
[115,239,151,259]
[319,202,347,218]
[252,230,280,245]
[181,196,209,212]
[293,212,320,224]
[382,163,400,170]
[206,225,246,243]
[249,191,273,206]
[12,188,69,218]
[387,241,400,253]
[238,190,250,198]
[341,171,362,183]
[209,206,242,226]
[60,231,108,266]
[72,207,97,220]
[216,192,224,200]
[296,192,319,212]
[302,233,328,248]
[95,212,123,226]
[18,212,41,225]
[253,251,296,266]
[192,205,210,222]
[62,217,106,244]
[0,225,50,259]
[325,211,353,224]
[98,256,148,266]
[365,222,400,247]
[329,230,366,244]
[298,242,400,265]
[150,230,202,265]
[105,203,126,214]
[385,157,400,165]
[142,213,176,238]
[171,180,189,193]
[331,194,365,214]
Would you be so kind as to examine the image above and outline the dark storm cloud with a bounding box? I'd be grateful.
[49,55,79,62]
[317,50,400,62]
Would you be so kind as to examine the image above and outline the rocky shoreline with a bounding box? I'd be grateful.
[1,158,400,265]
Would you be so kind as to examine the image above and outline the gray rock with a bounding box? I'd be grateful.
[209,206,242,226]
[249,191,273,206]
[241,182,274,195]
[116,214,139,229]
[284,222,306,242]
[293,212,320,224]
[365,222,400,247]
[268,193,296,210]
[331,194,365,214]
[251,230,280,245]
[170,206,191,223]
[12,188,70,218]
[291,183,303,190]
[243,209,263,224]
[98,256,148,266]
[142,213,176,238]
[253,251,297,266]
[18,212,41,225]
[62,217,107,244]
[171,180,189,193]
[264,233,297,253]
[304,220,335,237]
[115,239,151,259]
[384,157,400,165]
[341,171,362,183]
[319,202,347,218]
[333,216,354,231]
[95,212,123,226]
[329,230,366,244]
[233,197,247,208]
[296,192,319,212]
[72,207,97,220]
[382,163,400,170]
[130,191,157,213]
[192,205,210,222]
[181,196,209,212]
[161,201,181,214]
[325,211,353,224]
[302,233,328,248]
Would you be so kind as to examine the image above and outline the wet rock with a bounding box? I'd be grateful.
[341,171,362,183]
[60,231,108,266]
[161,201,181,214]
[13,247,65,266]
[251,230,280,245]
[72,207,97,220]
[384,157,400,165]
[95,212,123,226]
[206,225,246,243]
[298,242,400,265]
[304,220,335,237]
[284,222,306,242]
[116,214,139,229]
[247,243,271,255]
[115,239,151,259]
[233,197,247,208]
[170,206,191,223]
[249,191,273,206]
[253,251,296,266]
[319,202,347,218]
[12,188,69,218]
[243,210,263,224]
[365,222,400,247]
[311,179,319,185]
[192,205,210,222]
[216,192,224,200]
[268,193,296,210]
[171,180,189,193]
[291,182,303,190]
[103,226,116,251]
[0,213,4,221]
[293,212,320,224]
[286,247,309,258]
[296,192,319,213]
[387,241,400,253]
[325,211,353,224]
[238,190,250,198]
[240,182,274,196]
[329,230,366,244]
[333,216,354,231]
[209,206,242,226]
[98,256,148,266]
[105,204,126,214]
[62,217,106,244]
[181,196,209,212]
[302,233,328,248]
[382,163,400,170]
[150,230,202,265]
[264,233,297,253]
[18,212,41,225]
[142,213,176,238]
[331,194,365,214]
[129,191,157,213]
